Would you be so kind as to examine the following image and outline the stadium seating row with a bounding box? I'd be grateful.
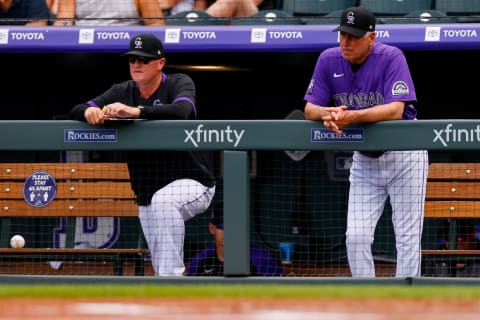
[281,0,480,17]
[167,0,480,26]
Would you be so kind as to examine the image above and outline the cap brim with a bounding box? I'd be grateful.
[210,220,223,229]
[121,50,158,58]
[333,25,367,37]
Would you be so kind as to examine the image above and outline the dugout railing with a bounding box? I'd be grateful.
[0,119,479,277]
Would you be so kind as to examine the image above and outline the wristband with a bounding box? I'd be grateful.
[138,105,145,118]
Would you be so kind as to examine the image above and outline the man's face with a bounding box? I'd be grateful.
[0,0,13,11]
[209,222,224,262]
[128,56,165,84]
[339,31,375,64]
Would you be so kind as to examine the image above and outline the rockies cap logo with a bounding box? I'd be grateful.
[347,11,355,25]
[134,37,143,49]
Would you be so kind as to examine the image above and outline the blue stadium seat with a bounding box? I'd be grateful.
[378,9,457,24]
[434,0,480,22]
[282,0,357,16]
[435,0,480,15]
[230,10,304,25]
[359,0,432,16]
[165,10,229,25]
[302,9,343,25]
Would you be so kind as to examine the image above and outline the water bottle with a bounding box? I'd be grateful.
[475,225,480,250]
[457,236,466,250]
[438,239,448,250]
[433,239,450,276]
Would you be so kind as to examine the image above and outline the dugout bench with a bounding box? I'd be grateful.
[422,163,480,276]
[0,162,149,276]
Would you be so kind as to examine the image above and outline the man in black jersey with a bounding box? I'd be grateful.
[69,33,216,276]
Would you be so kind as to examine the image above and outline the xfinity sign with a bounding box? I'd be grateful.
[184,124,245,148]
[433,123,480,147]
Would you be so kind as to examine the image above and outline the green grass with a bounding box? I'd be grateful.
[0,284,479,299]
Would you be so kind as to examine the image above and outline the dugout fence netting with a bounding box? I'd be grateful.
[1,149,479,277]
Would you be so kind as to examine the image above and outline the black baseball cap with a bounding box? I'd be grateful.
[210,202,223,230]
[122,33,164,59]
[333,6,375,37]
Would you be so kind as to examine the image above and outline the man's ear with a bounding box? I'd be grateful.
[208,222,216,235]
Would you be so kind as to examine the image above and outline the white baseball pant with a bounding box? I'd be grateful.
[138,179,215,276]
[346,150,428,277]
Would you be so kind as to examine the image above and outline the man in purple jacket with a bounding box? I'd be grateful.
[187,202,283,276]
[304,6,428,278]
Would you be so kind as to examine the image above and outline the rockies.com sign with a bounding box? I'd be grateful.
[64,129,117,142]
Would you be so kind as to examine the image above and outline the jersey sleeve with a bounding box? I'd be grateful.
[68,82,130,121]
[139,74,197,120]
[186,246,216,276]
[303,52,333,107]
[90,83,131,107]
[382,48,416,104]
[250,247,283,276]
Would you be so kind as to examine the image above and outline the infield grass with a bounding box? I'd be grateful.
[0,284,479,299]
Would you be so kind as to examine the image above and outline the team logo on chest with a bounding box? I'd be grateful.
[392,81,409,96]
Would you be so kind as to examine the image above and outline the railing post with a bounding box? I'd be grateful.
[223,150,250,276]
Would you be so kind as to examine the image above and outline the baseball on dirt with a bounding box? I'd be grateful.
[10,234,25,248]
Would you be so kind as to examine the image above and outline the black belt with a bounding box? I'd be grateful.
[359,151,385,158]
